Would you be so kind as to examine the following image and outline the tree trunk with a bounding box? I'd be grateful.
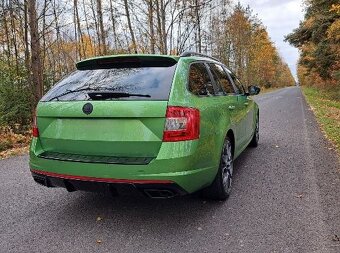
[160,0,167,54]
[155,0,164,53]
[123,0,137,53]
[96,0,106,55]
[2,1,12,68]
[73,0,79,60]
[41,0,48,68]
[28,0,44,106]
[109,0,121,50]
[52,0,64,80]
[82,0,91,41]
[8,1,19,74]
[74,0,85,58]
[195,0,202,53]
[90,0,101,54]
[24,0,30,74]
[148,0,155,54]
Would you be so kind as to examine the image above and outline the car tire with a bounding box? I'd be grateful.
[202,137,233,200]
[249,114,259,147]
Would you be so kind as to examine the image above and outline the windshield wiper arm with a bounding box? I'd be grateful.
[87,91,151,100]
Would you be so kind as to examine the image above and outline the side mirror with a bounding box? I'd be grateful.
[247,85,261,96]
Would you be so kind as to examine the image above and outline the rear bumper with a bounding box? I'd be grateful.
[29,138,219,194]
[31,169,187,198]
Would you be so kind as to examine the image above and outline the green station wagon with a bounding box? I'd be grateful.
[29,52,260,200]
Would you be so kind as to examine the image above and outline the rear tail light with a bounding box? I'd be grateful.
[163,106,200,142]
[32,111,39,137]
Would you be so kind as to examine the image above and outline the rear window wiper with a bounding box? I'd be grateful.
[87,91,151,100]
[48,87,98,101]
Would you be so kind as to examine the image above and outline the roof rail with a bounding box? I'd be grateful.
[180,51,220,62]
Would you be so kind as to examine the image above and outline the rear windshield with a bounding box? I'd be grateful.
[41,65,177,102]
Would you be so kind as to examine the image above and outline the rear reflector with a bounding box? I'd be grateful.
[32,112,39,137]
[163,106,200,142]
[32,127,39,137]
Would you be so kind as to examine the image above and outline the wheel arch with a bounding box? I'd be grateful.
[226,129,235,156]
[254,107,259,131]
[255,105,259,124]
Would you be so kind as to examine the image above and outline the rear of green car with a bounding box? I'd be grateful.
[29,54,257,198]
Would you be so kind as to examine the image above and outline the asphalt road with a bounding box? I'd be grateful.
[1,87,339,253]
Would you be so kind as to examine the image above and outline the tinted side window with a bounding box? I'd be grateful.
[188,63,214,96]
[208,64,235,94]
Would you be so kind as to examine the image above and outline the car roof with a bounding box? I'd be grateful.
[180,55,231,72]
[182,55,221,64]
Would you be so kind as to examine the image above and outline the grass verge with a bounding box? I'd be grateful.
[302,86,340,155]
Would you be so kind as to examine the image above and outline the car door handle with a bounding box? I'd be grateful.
[228,105,235,110]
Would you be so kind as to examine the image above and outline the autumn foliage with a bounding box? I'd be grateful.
[286,1,340,90]
[212,4,295,88]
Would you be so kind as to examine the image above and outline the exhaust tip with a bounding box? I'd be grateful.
[33,174,49,187]
[63,180,76,192]
[143,189,176,199]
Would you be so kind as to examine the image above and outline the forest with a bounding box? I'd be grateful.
[0,0,296,133]
[286,0,339,90]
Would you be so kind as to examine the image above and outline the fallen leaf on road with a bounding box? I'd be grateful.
[96,216,103,221]
[96,239,102,244]
[295,194,303,198]
[331,235,340,242]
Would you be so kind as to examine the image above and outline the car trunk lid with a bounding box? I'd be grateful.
[36,101,168,158]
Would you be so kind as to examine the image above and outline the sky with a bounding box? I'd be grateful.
[237,0,305,78]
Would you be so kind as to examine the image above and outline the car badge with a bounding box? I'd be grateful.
[82,103,93,115]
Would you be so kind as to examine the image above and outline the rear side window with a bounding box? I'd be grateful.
[41,65,177,101]
[208,63,235,94]
[188,63,214,96]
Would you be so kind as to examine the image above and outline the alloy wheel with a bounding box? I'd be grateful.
[221,140,233,194]
[255,118,259,143]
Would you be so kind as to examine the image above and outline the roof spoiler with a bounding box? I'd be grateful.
[76,55,178,70]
